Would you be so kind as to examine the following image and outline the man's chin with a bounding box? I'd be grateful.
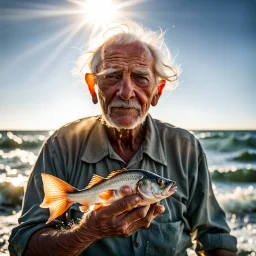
[102,115,145,130]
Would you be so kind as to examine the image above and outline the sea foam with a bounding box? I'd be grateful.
[216,186,256,214]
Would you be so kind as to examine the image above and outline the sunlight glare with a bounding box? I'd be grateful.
[85,0,117,26]
[10,174,25,187]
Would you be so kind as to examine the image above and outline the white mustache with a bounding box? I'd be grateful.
[109,100,142,111]
[103,100,145,129]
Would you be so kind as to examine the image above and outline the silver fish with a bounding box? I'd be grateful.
[40,169,177,224]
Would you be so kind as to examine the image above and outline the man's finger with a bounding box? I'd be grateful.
[119,205,150,226]
[142,203,157,226]
[124,203,156,228]
[123,203,158,236]
[120,186,134,197]
[98,195,142,218]
[153,205,165,217]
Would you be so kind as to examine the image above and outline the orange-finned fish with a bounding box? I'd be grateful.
[40,169,177,224]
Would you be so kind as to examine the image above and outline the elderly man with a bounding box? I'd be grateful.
[9,23,237,255]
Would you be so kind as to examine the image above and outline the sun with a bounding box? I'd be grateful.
[1,0,146,85]
[84,0,117,26]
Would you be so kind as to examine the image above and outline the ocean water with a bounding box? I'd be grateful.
[0,130,256,255]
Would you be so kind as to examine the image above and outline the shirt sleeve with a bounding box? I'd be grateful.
[186,152,237,252]
[8,136,66,256]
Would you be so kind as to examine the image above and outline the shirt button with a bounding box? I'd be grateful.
[134,242,141,248]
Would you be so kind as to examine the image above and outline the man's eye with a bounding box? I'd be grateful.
[133,75,150,87]
[134,75,148,81]
[101,73,121,85]
[105,74,121,80]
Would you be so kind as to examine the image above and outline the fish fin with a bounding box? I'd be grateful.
[99,190,116,200]
[40,173,77,224]
[86,174,106,189]
[107,168,128,179]
[79,202,90,212]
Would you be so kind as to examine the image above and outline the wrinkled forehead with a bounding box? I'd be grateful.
[101,41,154,69]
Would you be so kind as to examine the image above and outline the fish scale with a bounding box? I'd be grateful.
[68,171,143,202]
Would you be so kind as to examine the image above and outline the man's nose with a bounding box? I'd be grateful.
[116,77,135,100]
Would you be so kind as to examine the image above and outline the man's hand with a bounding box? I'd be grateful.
[78,186,165,239]
[24,186,165,256]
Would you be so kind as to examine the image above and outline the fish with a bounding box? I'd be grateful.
[40,168,177,224]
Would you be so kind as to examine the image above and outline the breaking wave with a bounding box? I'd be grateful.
[211,169,256,182]
[0,131,48,150]
[216,185,256,214]
[196,131,256,152]
[232,151,256,162]
[0,139,42,149]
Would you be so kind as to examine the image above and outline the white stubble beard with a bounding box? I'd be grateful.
[100,100,147,130]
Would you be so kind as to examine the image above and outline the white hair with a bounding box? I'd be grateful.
[72,21,180,89]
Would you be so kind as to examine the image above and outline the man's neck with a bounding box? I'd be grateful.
[104,123,146,163]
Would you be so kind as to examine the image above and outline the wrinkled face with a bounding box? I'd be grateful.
[137,177,177,203]
[96,41,160,129]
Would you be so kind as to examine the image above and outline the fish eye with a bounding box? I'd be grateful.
[157,179,164,185]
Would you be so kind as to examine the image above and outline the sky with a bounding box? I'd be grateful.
[0,0,255,130]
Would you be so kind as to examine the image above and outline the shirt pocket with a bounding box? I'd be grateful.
[138,214,182,256]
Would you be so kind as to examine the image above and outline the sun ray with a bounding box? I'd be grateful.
[1,26,73,80]
[0,0,148,31]
[0,9,72,21]
[1,0,149,85]
[115,0,150,10]
[23,19,88,86]
[66,0,87,8]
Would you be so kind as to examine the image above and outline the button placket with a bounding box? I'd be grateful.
[134,241,141,248]
[132,232,142,255]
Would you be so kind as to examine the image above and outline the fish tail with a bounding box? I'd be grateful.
[40,173,77,224]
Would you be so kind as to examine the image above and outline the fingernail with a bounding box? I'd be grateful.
[134,196,141,203]
[160,206,165,213]
[121,187,129,193]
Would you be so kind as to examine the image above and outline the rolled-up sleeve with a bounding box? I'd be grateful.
[8,137,66,256]
[187,152,237,252]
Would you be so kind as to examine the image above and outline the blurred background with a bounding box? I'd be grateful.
[0,0,255,255]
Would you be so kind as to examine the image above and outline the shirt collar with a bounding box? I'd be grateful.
[81,115,167,166]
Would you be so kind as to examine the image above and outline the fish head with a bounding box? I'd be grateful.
[137,173,176,203]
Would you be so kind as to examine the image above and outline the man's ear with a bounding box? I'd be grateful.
[85,73,98,104]
[151,79,166,106]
